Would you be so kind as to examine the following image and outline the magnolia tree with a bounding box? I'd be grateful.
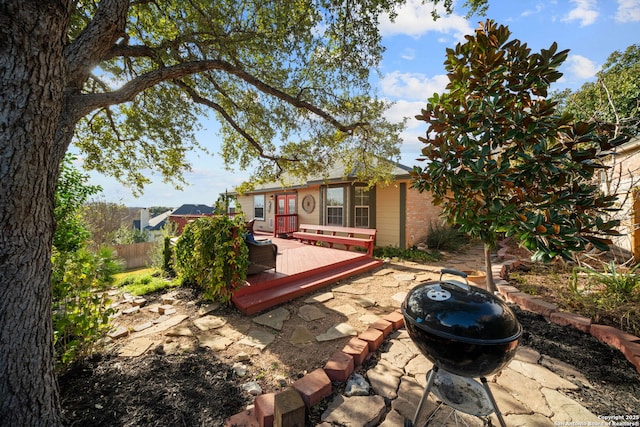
[0,0,495,424]
[412,20,626,292]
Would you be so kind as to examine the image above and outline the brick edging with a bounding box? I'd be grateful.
[226,245,640,426]
[494,239,640,376]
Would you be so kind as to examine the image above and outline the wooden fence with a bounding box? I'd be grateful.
[113,242,155,270]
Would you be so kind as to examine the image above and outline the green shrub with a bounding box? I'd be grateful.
[425,222,468,251]
[571,261,640,304]
[51,246,122,368]
[174,215,249,302]
[374,246,441,263]
[565,261,640,334]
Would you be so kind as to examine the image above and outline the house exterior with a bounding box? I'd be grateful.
[168,204,216,234]
[233,161,442,249]
[602,136,640,261]
[135,204,216,240]
[133,208,174,242]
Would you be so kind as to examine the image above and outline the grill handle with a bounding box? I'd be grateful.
[439,268,470,291]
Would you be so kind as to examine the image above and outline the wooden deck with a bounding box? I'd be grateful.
[232,232,383,314]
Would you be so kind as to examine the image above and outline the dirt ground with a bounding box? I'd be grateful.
[59,246,640,426]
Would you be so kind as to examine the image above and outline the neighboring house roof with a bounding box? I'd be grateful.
[145,210,173,231]
[170,204,215,215]
[238,159,413,194]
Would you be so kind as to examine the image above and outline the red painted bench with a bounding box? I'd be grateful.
[292,224,376,256]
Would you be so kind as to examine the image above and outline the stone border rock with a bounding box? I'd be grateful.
[225,242,640,426]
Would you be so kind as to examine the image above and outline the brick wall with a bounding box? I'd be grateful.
[404,183,442,248]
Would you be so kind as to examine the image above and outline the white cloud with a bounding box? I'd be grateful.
[561,0,599,26]
[379,71,449,101]
[379,0,473,42]
[616,0,640,22]
[385,100,429,129]
[563,54,600,80]
[521,3,546,17]
[401,48,416,60]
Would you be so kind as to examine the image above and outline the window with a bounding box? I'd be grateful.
[253,195,265,220]
[354,187,370,228]
[326,187,344,226]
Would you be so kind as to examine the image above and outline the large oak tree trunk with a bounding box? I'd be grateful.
[0,2,72,425]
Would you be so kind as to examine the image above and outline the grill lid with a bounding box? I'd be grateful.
[403,270,521,344]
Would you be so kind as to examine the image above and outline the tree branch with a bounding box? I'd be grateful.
[65,0,129,88]
[173,79,297,165]
[104,43,157,60]
[68,58,368,135]
[599,78,622,137]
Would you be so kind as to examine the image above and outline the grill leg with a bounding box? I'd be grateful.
[480,377,506,427]
[411,366,438,426]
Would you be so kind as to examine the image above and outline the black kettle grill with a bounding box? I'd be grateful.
[401,269,522,426]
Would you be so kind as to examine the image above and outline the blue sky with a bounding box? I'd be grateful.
[85,0,640,208]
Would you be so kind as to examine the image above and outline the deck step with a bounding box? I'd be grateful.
[232,257,383,315]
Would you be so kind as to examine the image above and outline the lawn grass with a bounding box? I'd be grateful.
[114,268,179,296]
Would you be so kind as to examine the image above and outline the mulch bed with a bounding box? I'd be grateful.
[59,348,248,426]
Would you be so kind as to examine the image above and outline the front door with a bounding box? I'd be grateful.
[276,194,297,235]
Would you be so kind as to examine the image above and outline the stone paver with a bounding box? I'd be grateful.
[297,304,325,321]
[508,360,580,390]
[539,355,592,388]
[353,296,377,307]
[489,382,534,416]
[198,332,234,350]
[496,367,553,417]
[391,292,407,303]
[134,314,189,337]
[503,413,555,426]
[541,387,602,424]
[165,325,193,337]
[108,326,129,339]
[381,281,400,288]
[132,321,153,332]
[252,307,290,331]
[332,284,367,295]
[197,302,220,316]
[373,268,396,276]
[367,359,404,399]
[289,325,315,346]
[514,346,541,364]
[378,408,406,427]
[392,273,415,283]
[358,314,381,325]
[237,329,276,350]
[316,323,358,342]
[122,306,140,315]
[331,304,358,316]
[321,395,387,427]
[305,292,334,303]
[192,315,227,331]
[379,343,412,371]
[118,337,155,357]
[403,354,433,385]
